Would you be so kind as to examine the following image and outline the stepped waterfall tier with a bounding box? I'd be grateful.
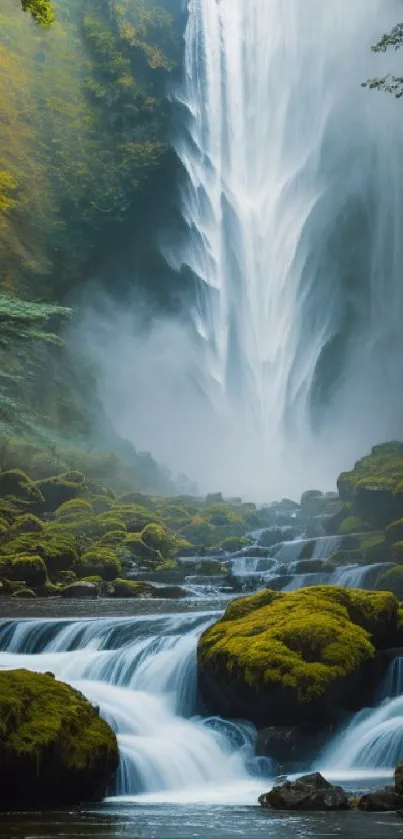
[0,613,268,803]
[164,0,403,497]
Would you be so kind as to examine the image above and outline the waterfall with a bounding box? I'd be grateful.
[0,614,270,804]
[165,0,403,498]
[379,657,403,701]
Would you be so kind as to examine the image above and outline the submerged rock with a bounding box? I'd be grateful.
[256,725,333,769]
[0,669,118,809]
[259,772,349,811]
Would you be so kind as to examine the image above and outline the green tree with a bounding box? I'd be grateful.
[364,23,403,98]
[21,0,54,26]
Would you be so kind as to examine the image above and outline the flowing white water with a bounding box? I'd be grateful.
[0,614,269,804]
[163,0,403,498]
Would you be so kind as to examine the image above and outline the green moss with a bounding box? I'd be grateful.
[90,495,114,515]
[386,519,403,545]
[55,498,93,521]
[3,554,47,586]
[339,517,370,535]
[0,516,9,537]
[110,578,152,598]
[392,542,403,564]
[0,469,44,509]
[96,512,127,535]
[0,669,118,808]
[141,522,177,556]
[37,472,86,512]
[1,531,79,577]
[12,587,36,598]
[118,533,161,565]
[376,566,403,598]
[78,547,121,581]
[97,530,126,548]
[220,536,252,552]
[113,505,157,532]
[199,586,398,702]
[10,513,45,534]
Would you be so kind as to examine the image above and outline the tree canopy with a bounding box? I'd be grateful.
[364,22,403,98]
[21,0,54,27]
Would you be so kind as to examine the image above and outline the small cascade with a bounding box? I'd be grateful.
[0,613,269,802]
[330,563,395,590]
[379,656,403,701]
[311,536,341,561]
[321,695,403,771]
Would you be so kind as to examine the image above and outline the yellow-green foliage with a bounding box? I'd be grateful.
[78,547,121,581]
[0,669,118,806]
[220,535,252,552]
[55,498,93,521]
[113,505,157,532]
[0,530,78,576]
[339,517,370,535]
[21,0,55,27]
[199,587,398,702]
[180,517,216,546]
[90,495,114,515]
[0,516,9,537]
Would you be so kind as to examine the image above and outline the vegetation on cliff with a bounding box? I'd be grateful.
[0,669,118,808]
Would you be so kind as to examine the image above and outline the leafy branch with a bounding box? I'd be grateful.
[363,22,403,98]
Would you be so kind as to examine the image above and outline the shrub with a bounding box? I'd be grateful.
[6,554,47,587]
[141,523,177,556]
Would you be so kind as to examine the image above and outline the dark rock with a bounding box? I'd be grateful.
[259,772,349,811]
[61,581,99,599]
[396,763,403,796]
[256,726,334,769]
[356,788,403,812]
[151,585,187,599]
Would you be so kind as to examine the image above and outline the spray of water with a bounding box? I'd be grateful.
[82,0,403,500]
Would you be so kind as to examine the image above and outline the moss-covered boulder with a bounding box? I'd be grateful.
[386,519,403,546]
[339,517,370,536]
[197,587,398,727]
[0,469,44,511]
[77,547,121,581]
[337,443,403,528]
[392,542,403,564]
[9,514,45,535]
[36,471,86,512]
[110,579,153,598]
[0,670,118,809]
[0,554,48,587]
[376,566,403,598]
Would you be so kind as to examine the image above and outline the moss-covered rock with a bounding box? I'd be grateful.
[113,505,157,533]
[141,522,177,556]
[376,566,403,598]
[197,586,398,727]
[12,587,36,598]
[386,519,403,545]
[220,536,252,552]
[110,579,153,598]
[77,547,121,581]
[0,670,118,809]
[10,513,45,535]
[1,554,48,587]
[36,471,86,512]
[0,516,9,538]
[96,513,127,535]
[118,533,161,566]
[0,469,44,510]
[339,517,370,536]
[1,532,79,577]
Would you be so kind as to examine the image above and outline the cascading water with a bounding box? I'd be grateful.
[0,614,269,804]
[164,0,403,498]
